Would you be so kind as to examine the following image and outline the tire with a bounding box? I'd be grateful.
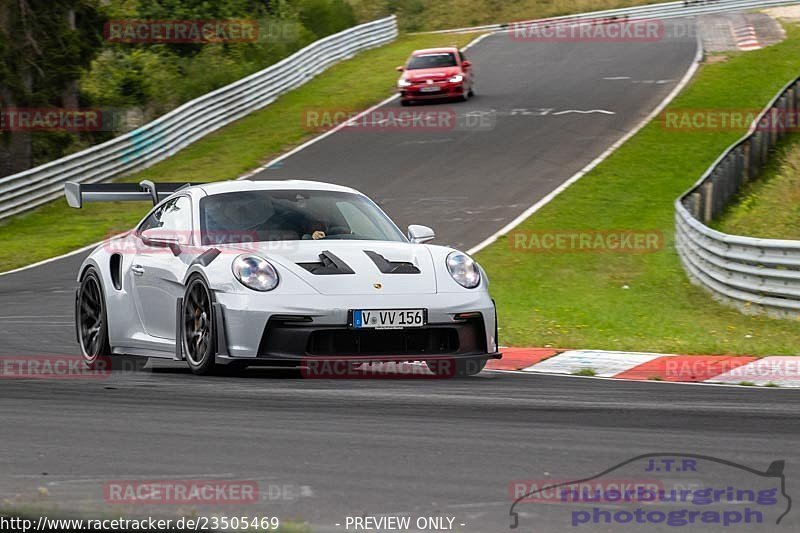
[77,269,147,372]
[426,357,487,377]
[400,99,411,107]
[182,275,218,375]
[77,269,111,369]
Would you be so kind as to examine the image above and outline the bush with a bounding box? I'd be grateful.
[298,0,357,38]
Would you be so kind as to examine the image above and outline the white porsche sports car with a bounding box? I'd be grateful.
[66,179,500,376]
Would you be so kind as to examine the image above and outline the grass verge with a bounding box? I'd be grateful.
[477,26,800,356]
[713,133,800,239]
[0,32,477,274]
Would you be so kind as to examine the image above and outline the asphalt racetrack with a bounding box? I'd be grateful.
[2,18,798,533]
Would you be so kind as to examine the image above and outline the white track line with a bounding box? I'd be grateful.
[467,32,704,255]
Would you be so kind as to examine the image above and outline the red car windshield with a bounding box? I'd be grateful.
[406,53,457,70]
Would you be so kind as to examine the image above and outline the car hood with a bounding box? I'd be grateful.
[227,240,438,295]
[403,66,461,81]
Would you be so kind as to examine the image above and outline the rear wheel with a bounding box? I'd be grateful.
[182,276,218,375]
[77,269,146,371]
[426,357,486,377]
[77,270,109,369]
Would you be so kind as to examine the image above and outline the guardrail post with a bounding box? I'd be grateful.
[688,192,701,219]
[742,141,751,182]
[702,180,714,223]
[770,106,779,146]
[734,145,744,193]
[795,81,800,109]
[751,132,762,175]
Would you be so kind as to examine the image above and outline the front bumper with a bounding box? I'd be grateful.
[400,82,465,101]
[212,291,499,364]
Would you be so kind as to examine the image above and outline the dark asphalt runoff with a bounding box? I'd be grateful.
[2,17,796,533]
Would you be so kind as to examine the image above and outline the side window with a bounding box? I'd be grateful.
[459,51,466,63]
[138,196,192,244]
[138,204,167,234]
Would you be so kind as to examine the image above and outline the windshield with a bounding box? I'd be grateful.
[406,52,457,70]
[199,190,406,244]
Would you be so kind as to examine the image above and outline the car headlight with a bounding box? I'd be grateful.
[446,251,480,289]
[449,74,464,83]
[232,254,279,291]
[397,78,412,88]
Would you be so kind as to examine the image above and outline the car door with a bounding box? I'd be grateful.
[130,195,194,341]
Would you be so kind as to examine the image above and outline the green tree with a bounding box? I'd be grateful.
[0,0,105,176]
[297,0,356,38]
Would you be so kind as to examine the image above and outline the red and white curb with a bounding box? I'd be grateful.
[487,348,800,387]
[732,22,761,51]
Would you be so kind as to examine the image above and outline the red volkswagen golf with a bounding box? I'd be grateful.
[396,47,474,106]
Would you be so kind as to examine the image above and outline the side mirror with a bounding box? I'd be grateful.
[139,228,183,255]
[461,60,471,68]
[408,225,435,244]
[396,65,405,72]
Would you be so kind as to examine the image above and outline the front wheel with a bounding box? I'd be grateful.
[182,276,218,375]
[426,357,487,377]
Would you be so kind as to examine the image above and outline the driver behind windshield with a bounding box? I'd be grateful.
[199,189,403,243]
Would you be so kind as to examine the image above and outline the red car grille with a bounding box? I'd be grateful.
[411,78,449,84]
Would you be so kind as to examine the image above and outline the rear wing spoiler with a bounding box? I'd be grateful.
[65,180,204,208]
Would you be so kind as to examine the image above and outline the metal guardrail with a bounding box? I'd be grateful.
[0,16,398,221]
[675,76,800,317]
[415,0,800,34]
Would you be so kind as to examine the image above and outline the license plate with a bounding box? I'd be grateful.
[352,309,426,329]
[420,86,441,92]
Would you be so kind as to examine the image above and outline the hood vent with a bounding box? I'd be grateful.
[364,250,421,274]
[298,251,355,275]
